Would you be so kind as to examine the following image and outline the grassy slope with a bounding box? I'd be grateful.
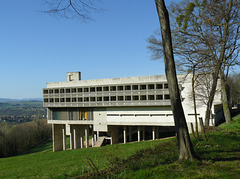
[0,115,240,178]
[0,136,164,178]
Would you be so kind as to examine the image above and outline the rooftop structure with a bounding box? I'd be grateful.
[43,72,221,151]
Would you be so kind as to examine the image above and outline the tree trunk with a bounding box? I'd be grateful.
[220,70,232,124]
[205,71,219,126]
[155,0,196,161]
[192,68,199,137]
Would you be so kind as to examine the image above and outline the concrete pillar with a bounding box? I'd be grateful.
[70,125,74,150]
[52,124,63,152]
[143,127,145,141]
[62,124,66,150]
[123,126,127,144]
[156,127,159,139]
[138,126,141,142]
[92,131,95,147]
[129,126,132,142]
[85,126,89,148]
[73,126,77,149]
[152,127,155,140]
[109,126,118,144]
[80,129,84,148]
[94,134,97,144]
[97,131,99,141]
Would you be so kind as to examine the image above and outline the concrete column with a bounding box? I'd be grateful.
[152,127,155,140]
[70,125,74,150]
[156,127,159,139]
[92,131,95,147]
[97,131,99,141]
[138,126,141,142]
[94,134,97,144]
[129,126,132,142]
[79,129,83,148]
[85,126,89,148]
[123,126,127,144]
[52,124,63,152]
[143,127,145,141]
[73,126,77,149]
[62,124,66,150]
[109,126,118,144]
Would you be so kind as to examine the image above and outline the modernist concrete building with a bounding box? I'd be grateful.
[43,72,221,151]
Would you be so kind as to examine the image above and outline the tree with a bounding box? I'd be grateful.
[148,0,240,125]
[43,0,196,161]
[155,0,196,160]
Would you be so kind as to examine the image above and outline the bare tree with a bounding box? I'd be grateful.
[148,0,240,125]
[43,0,103,21]
[155,0,196,160]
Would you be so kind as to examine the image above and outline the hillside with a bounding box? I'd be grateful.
[0,115,239,178]
[0,100,46,123]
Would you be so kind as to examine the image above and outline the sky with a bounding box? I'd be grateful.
[0,0,171,99]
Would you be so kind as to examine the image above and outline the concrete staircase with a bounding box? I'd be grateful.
[93,136,106,147]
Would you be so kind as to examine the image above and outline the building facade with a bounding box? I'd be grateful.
[43,72,221,151]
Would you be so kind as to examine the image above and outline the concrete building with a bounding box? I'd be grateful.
[43,72,221,151]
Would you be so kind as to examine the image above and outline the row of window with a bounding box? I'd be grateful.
[43,83,168,94]
[44,94,170,103]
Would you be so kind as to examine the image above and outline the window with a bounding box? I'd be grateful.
[125,85,131,90]
[78,88,82,93]
[43,90,48,94]
[49,89,53,94]
[90,87,95,92]
[118,86,123,91]
[54,89,59,94]
[104,96,109,101]
[103,86,109,91]
[140,85,146,90]
[97,97,102,101]
[84,97,89,102]
[66,98,71,102]
[44,98,48,102]
[164,94,170,99]
[118,96,124,101]
[110,86,116,91]
[90,97,96,101]
[111,96,116,101]
[50,98,54,102]
[140,95,147,100]
[71,88,76,93]
[125,96,131,101]
[60,89,64,93]
[132,85,138,90]
[133,95,139,100]
[55,98,59,102]
[156,84,163,89]
[148,84,155,89]
[60,98,65,102]
[84,88,89,92]
[97,87,102,92]
[148,95,155,100]
[164,84,168,89]
[78,97,83,102]
[156,95,163,100]
[72,98,77,102]
[66,88,70,93]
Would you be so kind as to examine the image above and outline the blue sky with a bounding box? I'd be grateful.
[0,0,170,99]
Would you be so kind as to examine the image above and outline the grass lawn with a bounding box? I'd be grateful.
[0,135,165,178]
[0,114,240,178]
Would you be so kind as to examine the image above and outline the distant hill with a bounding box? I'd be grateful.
[0,98,43,102]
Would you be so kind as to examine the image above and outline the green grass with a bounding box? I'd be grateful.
[0,136,164,178]
[1,114,240,178]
